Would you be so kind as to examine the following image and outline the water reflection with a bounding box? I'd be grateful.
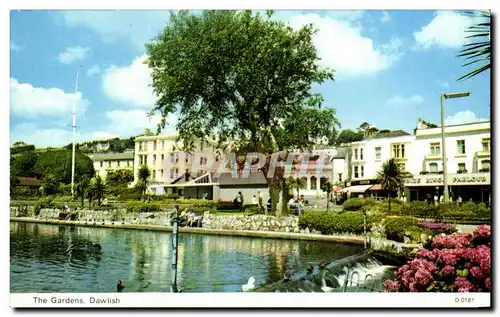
[10,222,363,293]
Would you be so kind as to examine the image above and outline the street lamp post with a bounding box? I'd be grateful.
[441,92,470,203]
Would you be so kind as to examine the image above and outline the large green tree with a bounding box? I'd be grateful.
[146,10,339,216]
[34,149,95,184]
[335,129,364,146]
[458,10,491,81]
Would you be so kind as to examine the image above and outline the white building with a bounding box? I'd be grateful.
[88,151,135,180]
[342,121,491,203]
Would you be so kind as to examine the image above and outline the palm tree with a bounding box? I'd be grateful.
[137,165,151,197]
[458,10,490,81]
[376,158,407,214]
[75,176,90,207]
[89,175,105,207]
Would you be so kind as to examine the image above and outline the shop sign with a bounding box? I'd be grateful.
[403,172,490,186]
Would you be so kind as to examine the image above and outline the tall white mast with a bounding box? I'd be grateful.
[70,70,80,196]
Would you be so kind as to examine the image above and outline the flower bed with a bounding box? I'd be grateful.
[384,225,491,292]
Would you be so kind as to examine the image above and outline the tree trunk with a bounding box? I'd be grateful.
[269,185,281,216]
[388,192,391,214]
[326,192,330,212]
[279,180,288,218]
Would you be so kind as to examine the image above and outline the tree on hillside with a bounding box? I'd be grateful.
[34,150,95,184]
[376,158,407,214]
[458,10,491,81]
[10,150,39,178]
[146,10,339,216]
[336,129,364,146]
[136,165,151,197]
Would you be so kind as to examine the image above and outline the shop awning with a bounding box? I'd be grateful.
[369,184,383,191]
[341,184,373,193]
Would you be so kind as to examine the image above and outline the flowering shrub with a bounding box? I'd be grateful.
[419,220,456,234]
[384,225,491,292]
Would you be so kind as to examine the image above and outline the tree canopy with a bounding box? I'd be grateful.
[33,149,95,184]
[336,129,364,145]
[146,10,340,215]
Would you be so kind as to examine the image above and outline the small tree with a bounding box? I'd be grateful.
[376,158,407,214]
[285,177,306,199]
[75,176,90,208]
[137,165,151,197]
[320,180,333,212]
[88,175,105,207]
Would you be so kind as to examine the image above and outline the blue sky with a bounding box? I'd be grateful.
[10,10,491,147]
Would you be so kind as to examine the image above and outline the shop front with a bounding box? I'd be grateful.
[404,172,491,204]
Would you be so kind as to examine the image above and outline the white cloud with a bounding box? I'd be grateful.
[288,13,403,78]
[437,80,450,89]
[413,11,475,50]
[56,11,169,51]
[86,64,101,76]
[103,110,177,136]
[10,78,89,118]
[58,46,90,64]
[380,11,391,23]
[445,110,489,125]
[10,41,23,51]
[10,122,118,148]
[387,94,424,106]
[102,55,156,107]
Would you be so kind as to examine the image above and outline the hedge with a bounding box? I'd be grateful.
[124,202,161,213]
[299,211,373,235]
[384,216,421,242]
[391,201,490,222]
[342,198,377,211]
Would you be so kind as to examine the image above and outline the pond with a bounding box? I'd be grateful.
[10,222,365,293]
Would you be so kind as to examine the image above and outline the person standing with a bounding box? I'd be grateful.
[237,191,244,213]
[252,195,258,205]
[457,195,463,206]
[258,191,264,214]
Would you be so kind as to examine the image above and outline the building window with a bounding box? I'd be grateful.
[360,166,364,178]
[360,149,363,160]
[117,160,120,167]
[152,170,156,180]
[153,141,157,151]
[175,154,179,163]
[458,163,466,172]
[430,142,441,155]
[354,166,359,178]
[200,141,204,151]
[481,160,490,170]
[482,138,490,152]
[354,149,358,160]
[160,169,164,178]
[457,140,466,155]
[170,153,175,163]
[392,144,405,159]
[100,161,103,167]
[161,154,164,164]
[153,155,156,165]
[170,169,175,179]
[429,163,438,173]
[338,173,342,182]
[375,147,381,160]
[310,176,317,190]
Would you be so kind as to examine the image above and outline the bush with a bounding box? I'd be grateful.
[125,202,161,213]
[384,225,491,292]
[384,216,420,242]
[475,203,490,219]
[299,211,371,235]
[119,192,143,201]
[400,201,435,218]
[343,198,366,211]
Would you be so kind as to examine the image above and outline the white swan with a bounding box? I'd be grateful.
[242,277,255,292]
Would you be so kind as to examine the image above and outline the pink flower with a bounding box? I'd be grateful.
[454,277,475,292]
[441,265,456,277]
[414,268,433,286]
[473,225,491,240]
[383,280,400,292]
[440,253,457,266]
[470,266,483,279]
[409,282,418,292]
[485,278,491,291]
